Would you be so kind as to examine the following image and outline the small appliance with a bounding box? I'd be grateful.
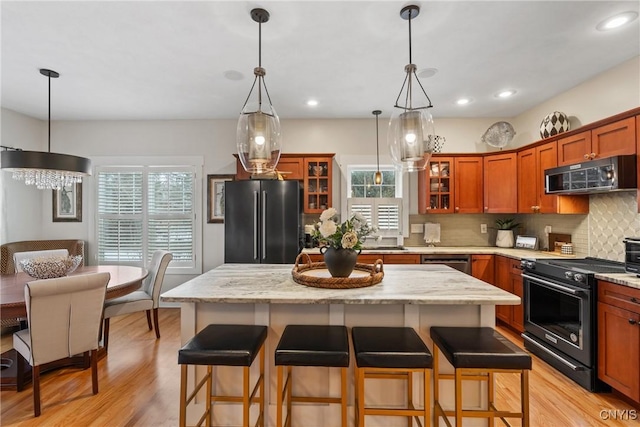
[624,237,640,275]
[544,155,636,195]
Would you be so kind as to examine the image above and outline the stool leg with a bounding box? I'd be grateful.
[341,367,348,427]
[286,366,293,426]
[407,371,413,427]
[357,367,365,427]
[522,370,530,427]
[488,371,495,427]
[455,369,463,427]
[179,365,188,427]
[243,366,250,427]
[433,346,441,422]
[206,366,212,427]
[259,345,265,427]
[277,366,284,427]
[423,368,430,427]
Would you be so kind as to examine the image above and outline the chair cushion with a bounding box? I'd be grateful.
[103,291,153,318]
[178,324,268,367]
[275,325,349,367]
[352,327,432,369]
[430,327,532,370]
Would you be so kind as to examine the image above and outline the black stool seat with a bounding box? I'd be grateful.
[275,325,349,367]
[352,326,432,369]
[178,324,268,367]
[430,326,531,370]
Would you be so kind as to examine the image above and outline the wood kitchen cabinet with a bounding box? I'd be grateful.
[471,254,494,284]
[510,260,524,333]
[493,256,524,332]
[598,280,640,402]
[418,155,483,214]
[517,142,588,214]
[304,156,333,214]
[558,117,636,166]
[307,252,420,265]
[235,154,304,181]
[483,153,517,213]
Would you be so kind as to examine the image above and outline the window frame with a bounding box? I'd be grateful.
[90,156,203,275]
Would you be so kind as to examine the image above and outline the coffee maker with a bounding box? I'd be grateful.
[304,225,315,248]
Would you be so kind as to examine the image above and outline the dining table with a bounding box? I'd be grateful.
[0,265,149,391]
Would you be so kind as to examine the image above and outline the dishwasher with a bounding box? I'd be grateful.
[421,254,470,275]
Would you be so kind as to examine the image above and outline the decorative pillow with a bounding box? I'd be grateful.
[540,111,570,139]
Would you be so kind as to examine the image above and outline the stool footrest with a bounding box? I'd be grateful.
[291,396,343,404]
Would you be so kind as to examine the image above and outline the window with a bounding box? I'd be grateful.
[95,163,200,273]
[349,168,399,198]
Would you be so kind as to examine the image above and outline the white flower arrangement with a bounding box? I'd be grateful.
[312,208,376,250]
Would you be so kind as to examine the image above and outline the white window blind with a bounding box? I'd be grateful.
[96,166,197,271]
[348,197,402,236]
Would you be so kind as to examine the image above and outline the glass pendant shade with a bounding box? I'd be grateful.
[374,171,383,185]
[388,108,435,172]
[237,105,281,174]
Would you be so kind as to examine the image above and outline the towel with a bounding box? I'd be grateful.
[424,223,441,245]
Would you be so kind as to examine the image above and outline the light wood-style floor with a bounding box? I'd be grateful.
[1,308,638,426]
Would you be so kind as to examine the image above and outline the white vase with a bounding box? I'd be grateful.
[496,230,514,248]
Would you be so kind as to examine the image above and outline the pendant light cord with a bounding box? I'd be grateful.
[408,12,412,64]
[375,114,380,171]
[47,73,51,152]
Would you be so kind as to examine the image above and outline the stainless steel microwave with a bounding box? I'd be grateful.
[545,155,637,195]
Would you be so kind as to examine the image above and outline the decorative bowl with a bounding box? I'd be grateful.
[20,255,83,279]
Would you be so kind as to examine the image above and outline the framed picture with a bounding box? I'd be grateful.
[207,174,234,223]
[52,182,82,222]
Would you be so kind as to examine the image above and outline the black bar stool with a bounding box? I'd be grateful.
[430,326,532,427]
[274,325,349,427]
[178,324,268,427]
[351,326,432,427]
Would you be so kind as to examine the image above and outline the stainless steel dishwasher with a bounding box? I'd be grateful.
[421,254,470,275]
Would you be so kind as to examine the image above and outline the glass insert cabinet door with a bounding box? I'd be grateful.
[427,158,452,213]
[304,157,332,213]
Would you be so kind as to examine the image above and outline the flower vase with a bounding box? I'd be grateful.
[320,247,358,278]
[496,230,514,248]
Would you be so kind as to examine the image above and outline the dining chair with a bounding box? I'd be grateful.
[103,250,172,351]
[13,272,110,417]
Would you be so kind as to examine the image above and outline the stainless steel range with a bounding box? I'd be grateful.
[521,257,626,391]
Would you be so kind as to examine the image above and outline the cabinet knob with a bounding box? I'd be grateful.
[583,153,590,160]
[590,152,596,159]
[485,207,488,211]
[629,319,637,325]
[631,297,638,303]
[455,207,459,211]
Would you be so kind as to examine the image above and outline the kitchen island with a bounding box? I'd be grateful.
[161,263,519,427]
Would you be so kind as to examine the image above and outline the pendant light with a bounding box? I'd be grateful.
[236,8,282,174]
[388,5,440,172]
[1,69,91,190]
[372,110,383,185]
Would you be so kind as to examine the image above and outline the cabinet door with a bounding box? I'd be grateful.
[517,147,538,213]
[592,117,636,160]
[536,142,558,213]
[510,270,525,333]
[357,254,381,264]
[557,131,591,166]
[471,255,495,284]
[383,254,421,264]
[276,157,304,180]
[304,157,332,214]
[494,256,513,325]
[454,157,483,213]
[425,157,454,213]
[598,302,640,401]
[483,153,517,213]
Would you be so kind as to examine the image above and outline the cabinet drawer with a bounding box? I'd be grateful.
[598,280,640,313]
[509,259,523,275]
[383,254,421,264]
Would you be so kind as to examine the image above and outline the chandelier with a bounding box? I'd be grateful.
[1,69,91,190]
[388,5,440,172]
[236,8,282,174]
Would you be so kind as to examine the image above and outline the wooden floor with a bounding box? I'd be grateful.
[1,308,638,426]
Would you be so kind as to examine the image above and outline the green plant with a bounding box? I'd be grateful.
[495,218,520,230]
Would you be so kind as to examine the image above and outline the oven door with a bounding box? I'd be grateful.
[523,273,592,367]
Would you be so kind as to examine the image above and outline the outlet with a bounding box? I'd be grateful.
[480,224,487,234]
[544,225,552,234]
[411,223,424,234]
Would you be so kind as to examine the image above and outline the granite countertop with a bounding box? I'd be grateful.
[161,263,520,305]
[595,272,640,290]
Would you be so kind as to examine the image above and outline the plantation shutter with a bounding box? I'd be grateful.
[347,198,402,236]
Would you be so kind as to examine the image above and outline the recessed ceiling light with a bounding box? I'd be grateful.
[223,70,244,81]
[496,89,517,99]
[596,11,638,31]
[456,98,471,105]
[306,99,318,107]
[417,68,438,78]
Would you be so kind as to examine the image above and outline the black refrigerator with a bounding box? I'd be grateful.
[224,180,303,263]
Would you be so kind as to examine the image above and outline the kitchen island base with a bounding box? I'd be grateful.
[179,302,495,427]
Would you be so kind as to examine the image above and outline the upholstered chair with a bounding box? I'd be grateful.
[13,272,110,417]
[103,250,172,351]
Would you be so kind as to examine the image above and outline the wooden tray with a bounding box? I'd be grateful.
[291,253,384,289]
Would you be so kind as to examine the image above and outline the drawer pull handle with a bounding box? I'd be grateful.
[629,319,637,325]
[631,297,638,303]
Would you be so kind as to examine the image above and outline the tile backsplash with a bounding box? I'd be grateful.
[406,191,639,262]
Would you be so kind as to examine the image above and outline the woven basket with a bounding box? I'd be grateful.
[291,253,384,289]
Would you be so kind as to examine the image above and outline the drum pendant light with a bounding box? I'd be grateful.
[236,8,282,174]
[1,69,91,190]
[373,110,383,185]
[388,5,440,172]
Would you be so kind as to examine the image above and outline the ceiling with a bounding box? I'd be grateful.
[1,1,638,122]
